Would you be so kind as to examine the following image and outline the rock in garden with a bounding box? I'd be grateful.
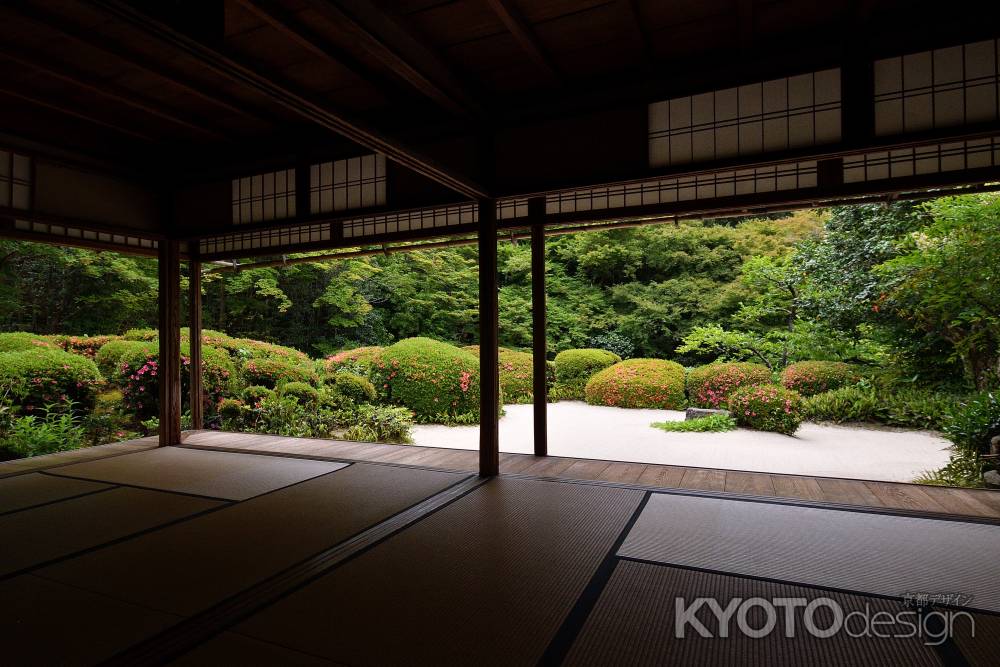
[685,407,730,421]
[984,470,1000,489]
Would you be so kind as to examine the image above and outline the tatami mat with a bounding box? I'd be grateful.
[0,487,221,577]
[0,472,108,514]
[618,493,1000,612]
[232,477,644,666]
[38,464,463,616]
[0,574,180,666]
[49,447,346,500]
[564,560,942,666]
[170,632,338,666]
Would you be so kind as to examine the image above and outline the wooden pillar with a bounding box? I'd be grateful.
[158,240,182,446]
[529,197,547,457]
[188,255,204,432]
[478,198,500,477]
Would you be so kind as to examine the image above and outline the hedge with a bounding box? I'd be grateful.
[686,362,772,408]
[780,361,861,396]
[728,384,804,435]
[585,358,686,409]
[242,357,319,389]
[95,340,156,380]
[115,343,236,419]
[0,347,103,412]
[374,337,480,421]
[552,349,621,400]
[463,345,546,404]
[0,332,57,353]
[323,346,384,380]
[54,335,121,359]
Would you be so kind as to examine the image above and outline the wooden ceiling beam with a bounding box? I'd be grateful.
[87,0,489,200]
[4,2,272,127]
[0,45,231,142]
[621,0,652,65]
[311,0,480,115]
[485,0,560,81]
[0,85,158,143]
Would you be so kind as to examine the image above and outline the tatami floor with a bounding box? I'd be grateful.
[2,433,999,665]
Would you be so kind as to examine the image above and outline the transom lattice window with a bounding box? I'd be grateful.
[0,150,31,210]
[310,153,386,214]
[875,39,1000,136]
[649,69,841,168]
[231,169,296,225]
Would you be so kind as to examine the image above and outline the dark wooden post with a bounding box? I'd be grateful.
[478,198,500,477]
[188,254,204,432]
[529,196,547,457]
[157,239,182,446]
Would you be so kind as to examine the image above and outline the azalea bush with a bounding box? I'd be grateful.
[781,361,861,396]
[325,371,377,406]
[552,348,621,400]
[686,362,772,408]
[323,346,383,381]
[278,381,319,405]
[0,332,57,353]
[464,345,542,404]
[95,340,156,378]
[241,357,318,389]
[0,347,102,413]
[116,344,236,420]
[374,337,481,422]
[728,383,804,435]
[54,335,121,359]
[585,358,686,409]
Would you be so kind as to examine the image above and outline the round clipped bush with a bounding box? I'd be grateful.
[552,349,621,400]
[0,347,103,412]
[584,358,686,409]
[240,385,275,406]
[54,335,121,359]
[0,332,57,353]
[326,371,377,405]
[324,346,384,379]
[242,357,318,389]
[464,345,535,404]
[95,340,156,380]
[122,328,159,342]
[374,337,480,421]
[781,361,861,396]
[686,362,772,408]
[115,344,236,419]
[728,384,804,435]
[279,381,319,405]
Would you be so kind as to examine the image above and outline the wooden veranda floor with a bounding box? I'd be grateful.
[176,430,1000,521]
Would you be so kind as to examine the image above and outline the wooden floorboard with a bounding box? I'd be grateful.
[177,431,1000,521]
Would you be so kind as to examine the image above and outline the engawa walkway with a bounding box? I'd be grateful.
[3,430,999,521]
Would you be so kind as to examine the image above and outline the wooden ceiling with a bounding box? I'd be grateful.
[0,0,995,193]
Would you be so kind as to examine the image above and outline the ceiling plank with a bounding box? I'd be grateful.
[86,0,488,200]
[0,45,231,142]
[0,85,158,143]
[621,0,652,64]
[4,1,273,127]
[485,0,560,81]
[311,0,480,115]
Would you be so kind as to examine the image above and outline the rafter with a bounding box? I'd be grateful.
[0,45,231,142]
[486,0,559,81]
[4,2,272,127]
[0,85,157,143]
[621,0,652,64]
[87,0,488,200]
[311,0,480,115]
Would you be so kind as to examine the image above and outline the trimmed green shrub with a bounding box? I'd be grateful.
[326,371,377,405]
[122,328,159,342]
[728,384,803,435]
[802,385,956,430]
[279,381,319,405]
[54,335,121,359]
[323,346,383,380]
[240,385,276,406]
[0,347,102,413]
[95,340,156,379]
[585,358,686,409]
[686,362,772,408]
[374,337,480,422]
[652,414,737,432]
[0,332,57,353]
[781,361,861,396]
[552,349,621,400]
[116,344,236,420]
[464,345,535,404]
[242,357,318,389]
[218,398,244,421]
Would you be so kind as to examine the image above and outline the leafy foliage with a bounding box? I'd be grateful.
[0,332,57,353]
[325,371,377,405]
[651,414,737,432]
[464,345,537,404]
[0,347,102,413]
[728,384,804,435]
[588,332,635,359]
[374,337,481,422]
[780,361,861,396]
[585,359,686,409]
[552,348,621,400]
[242,357,318,389]
[686,362,772,408]
[0,409,85,458]
[278,381,319,405]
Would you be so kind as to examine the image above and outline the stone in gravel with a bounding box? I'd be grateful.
[984,470,1000,489]
[685,408,730,421]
